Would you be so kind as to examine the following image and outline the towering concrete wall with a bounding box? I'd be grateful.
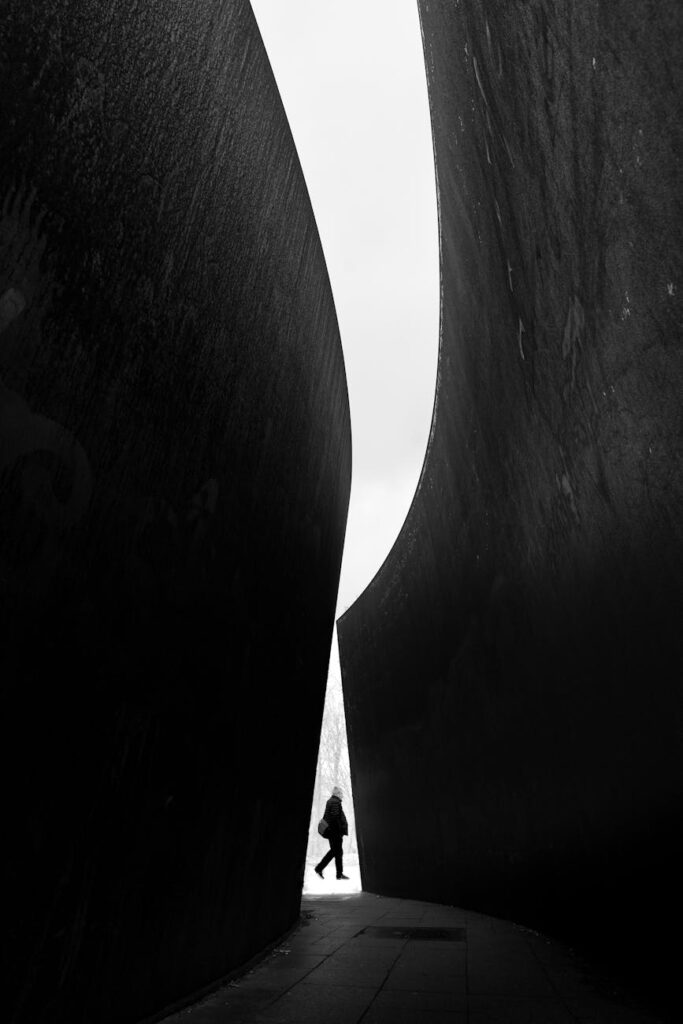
[1,3,350,1022]
[339,0,681,1006]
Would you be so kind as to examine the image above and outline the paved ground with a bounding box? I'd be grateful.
[162,893,669,1024]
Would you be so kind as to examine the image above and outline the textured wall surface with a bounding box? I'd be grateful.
[0,3,351,1022]
[339,0,681,1006]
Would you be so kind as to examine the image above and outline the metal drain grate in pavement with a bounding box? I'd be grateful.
[357,926,465,941]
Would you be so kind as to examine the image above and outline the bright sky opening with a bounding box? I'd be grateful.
[250,0,439,615]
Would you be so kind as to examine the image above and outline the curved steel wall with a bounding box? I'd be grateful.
[339,0,681,1005]
[0,2,351,1021]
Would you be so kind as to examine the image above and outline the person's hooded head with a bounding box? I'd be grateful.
[331,786,343,800]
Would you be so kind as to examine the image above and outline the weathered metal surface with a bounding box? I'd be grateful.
[1,3,350,1022]
[340,0,681,1009]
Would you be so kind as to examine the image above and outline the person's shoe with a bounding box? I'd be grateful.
[337,873,349,880]
[314,866,324,878]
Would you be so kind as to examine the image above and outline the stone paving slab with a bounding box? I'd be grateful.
[161,893,670,1024]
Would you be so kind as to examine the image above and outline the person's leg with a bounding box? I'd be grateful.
[315,842,335,875]
[332,835,345,878]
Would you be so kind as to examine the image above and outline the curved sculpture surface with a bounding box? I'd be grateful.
[339,0,681,1007]
[1,3,351,1021]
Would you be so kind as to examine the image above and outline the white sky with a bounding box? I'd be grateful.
[250,0,439,615]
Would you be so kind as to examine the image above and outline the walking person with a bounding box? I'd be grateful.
[315,786,349,880]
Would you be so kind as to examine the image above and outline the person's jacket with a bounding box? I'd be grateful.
[324,795,348,837]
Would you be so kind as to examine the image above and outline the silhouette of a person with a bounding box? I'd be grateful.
[315,786,349,880]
